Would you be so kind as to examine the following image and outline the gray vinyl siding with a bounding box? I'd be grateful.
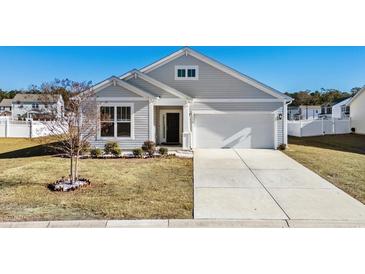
[191,102,283,112]
[89,101,149,149]
[147,54,276,99]
[96,85,141,97]
[127,77,176,98]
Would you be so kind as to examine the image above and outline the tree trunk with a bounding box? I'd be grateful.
[70,155,75,183]
[75,150,79,180]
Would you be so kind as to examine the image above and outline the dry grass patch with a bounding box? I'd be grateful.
[0,138,193,221]
[284,135,365,204]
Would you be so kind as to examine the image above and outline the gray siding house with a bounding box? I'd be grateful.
[86,47,292,149]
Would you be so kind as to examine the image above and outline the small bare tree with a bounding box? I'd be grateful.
[38,79,97,183]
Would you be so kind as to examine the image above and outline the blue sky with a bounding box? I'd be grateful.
[0,46,364,93]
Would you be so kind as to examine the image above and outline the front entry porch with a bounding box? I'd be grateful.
[149,99,192,150]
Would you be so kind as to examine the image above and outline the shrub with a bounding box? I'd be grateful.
[132,148,143,158]
[81,141,91,155]
[90,148,102,158]
[104,141,122,157]
[141,140,156,157]
[159,147,168,156]
[277,143,286,150]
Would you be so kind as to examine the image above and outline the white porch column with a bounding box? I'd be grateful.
[148,99,155,142]
[183,101,191,149]
[283,102,288,145]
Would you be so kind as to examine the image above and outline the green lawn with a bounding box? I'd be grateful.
[0,138,193,221]
[284,134,365,204]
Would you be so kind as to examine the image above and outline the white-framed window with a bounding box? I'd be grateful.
[99,103,134,139]
[32,103,39,109]
[175,65,199,80]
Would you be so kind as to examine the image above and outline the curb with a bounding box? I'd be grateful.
[1,219,365,228]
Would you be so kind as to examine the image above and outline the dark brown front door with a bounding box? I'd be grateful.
[166,113,180,143]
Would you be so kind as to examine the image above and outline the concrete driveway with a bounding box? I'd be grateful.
[194,149,365,225]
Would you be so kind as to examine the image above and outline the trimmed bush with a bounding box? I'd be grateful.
[104,141,122,157]
[81,141,91,155]
[159,147,168,156]
[277,143,286,150]
[133,148,143,158]
[141,140,156,157]
[90,148,102,158]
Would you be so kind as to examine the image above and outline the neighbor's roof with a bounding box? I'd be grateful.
[298,105,322,108]
[0,98,12,107]
[12,93,61,103]
[332,97,352,107]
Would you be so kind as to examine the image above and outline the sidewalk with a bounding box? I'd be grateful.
[1,219,365,228]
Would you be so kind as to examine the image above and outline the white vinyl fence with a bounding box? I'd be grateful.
[288,118,351,137]
[0,118,56,138]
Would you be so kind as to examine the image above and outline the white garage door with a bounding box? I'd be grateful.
[193,113,275,148]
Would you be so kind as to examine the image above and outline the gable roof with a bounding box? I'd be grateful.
[129,70,191,100]
[332,97,351,107]
[87,76,157,99]
[121,47,292,101]
[348,87,365,105]
[0,98,12,107]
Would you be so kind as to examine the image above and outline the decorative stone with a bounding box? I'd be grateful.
[48,178,91,191]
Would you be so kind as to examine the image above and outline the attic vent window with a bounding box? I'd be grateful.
[175,66,198,80]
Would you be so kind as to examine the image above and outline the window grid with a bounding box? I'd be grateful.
[100,106,132,138]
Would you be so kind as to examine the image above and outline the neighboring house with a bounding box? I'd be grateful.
[332,97,351,119]
[287,106,300,120]
[288,105,321,120]
[84,47,292,150]
[320,103,333,118]
[12,94,64,121]
[348,88,365,134]
[0,99,12,116]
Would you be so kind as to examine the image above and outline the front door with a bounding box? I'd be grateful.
[166,113,180,143]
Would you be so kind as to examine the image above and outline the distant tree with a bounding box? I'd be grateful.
[287,87,357,106]
[350,87,362,96]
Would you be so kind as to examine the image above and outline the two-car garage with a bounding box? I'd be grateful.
[192,113,277,149]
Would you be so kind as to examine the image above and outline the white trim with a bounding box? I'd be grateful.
[159,108,183,144]
[97,102,135,140]
[274,114,278,149]
[148,101,155,142]
[192,110,274,115]
[134,47,291,101]
[182,102,191,149]
[174,65,199,80]
[137,49,186,75]
[283,102,288,145]
[115,78,155,99]
[96,97,148,102]
[154,98,188,106]
[131,70,191,99]
[193,98,286,103]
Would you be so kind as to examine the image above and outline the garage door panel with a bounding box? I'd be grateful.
[194,114,274,148]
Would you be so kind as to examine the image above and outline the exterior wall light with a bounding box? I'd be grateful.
[278,113,282,120]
